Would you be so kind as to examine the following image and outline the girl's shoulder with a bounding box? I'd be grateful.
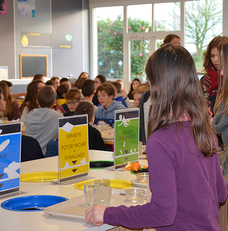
[149,121,191,142]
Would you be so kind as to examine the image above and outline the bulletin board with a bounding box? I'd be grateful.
[19,54,48,79]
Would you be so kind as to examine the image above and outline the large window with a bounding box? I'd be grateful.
[91,0,223,85]
[96,6,123,79]
[154,2,180,32]
[185,0,223,73]
[127,4,152,33]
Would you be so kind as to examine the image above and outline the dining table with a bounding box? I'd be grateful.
[0,150,148,231]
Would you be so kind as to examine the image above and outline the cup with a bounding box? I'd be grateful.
[84,182,95,206]
[94,179,111,206]
[125,188,146,203]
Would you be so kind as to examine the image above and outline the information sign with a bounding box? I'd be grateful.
[114,109,139,169]
[58,115,89,182]
[0,123,21,196]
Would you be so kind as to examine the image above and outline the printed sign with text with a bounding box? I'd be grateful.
[114,109,139,168]
[58,116,89,182]
[0,123,21,196]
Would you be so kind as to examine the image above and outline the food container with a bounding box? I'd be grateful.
[125,188,146,203]
[136,172,149,183]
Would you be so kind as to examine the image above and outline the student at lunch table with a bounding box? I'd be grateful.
[94,82,126,127]
[60,77,71,90]
[110,81,127,107]
[0,88,6,114]
[24,85,63,156]
[92,75,107,106]
[132,83,149,108]
[0,81,21,120]
[63,88,82,117]
[20,80,45,121]
[45,80,65,114]
[56,84,70,106]
[85,44,227,230]
[75,101,106,151]
[81,79,97,110]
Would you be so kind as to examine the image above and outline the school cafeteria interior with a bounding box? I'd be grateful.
[0,1,228,231]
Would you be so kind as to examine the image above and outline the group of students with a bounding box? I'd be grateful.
[84,36,228,230]
[1,33,228,229]
[0,71,149,158]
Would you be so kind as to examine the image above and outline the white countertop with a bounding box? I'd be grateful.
[0,150,148,231]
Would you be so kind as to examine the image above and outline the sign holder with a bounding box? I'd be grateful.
[114,109,140,169]
[52,115,93,185]
[0,123,22,198]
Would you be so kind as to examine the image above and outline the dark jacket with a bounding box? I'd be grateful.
[139,90,150,145]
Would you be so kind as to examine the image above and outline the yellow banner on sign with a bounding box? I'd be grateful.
[59,124,89,179]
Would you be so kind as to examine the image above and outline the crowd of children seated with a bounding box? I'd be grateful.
[3,72,148,157]
[2,33,227,230]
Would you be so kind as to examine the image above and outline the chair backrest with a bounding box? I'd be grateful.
[45,140,58,158]
[21,136,44,162]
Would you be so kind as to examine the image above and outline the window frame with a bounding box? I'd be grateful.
[89,0,225,90]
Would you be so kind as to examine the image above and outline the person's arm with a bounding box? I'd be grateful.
[12,92,27,99]
[86,137,177,229]
[124,97,135,108]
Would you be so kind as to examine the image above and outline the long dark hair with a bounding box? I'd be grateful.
[214,37,228,114]
[20,80,43,113]
[203,36,227,72]
[0,82,13,117]
[146,44,217,158]
[128,78,141,99]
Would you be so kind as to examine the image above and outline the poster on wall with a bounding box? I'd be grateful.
[18,0,35,17]
[0,0,7,15]
[0,66,8,80]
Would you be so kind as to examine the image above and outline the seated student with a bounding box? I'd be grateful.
[92,75,107,106]
[1,80,27,99]
[50,77,60,91]
[72,72,89,88]
[0,82,21,120]
[20,80,45,121]
[110,81,127,107]
[81,79,97,109]
[75,101,106,151]
[63,88,82,117]
[60,77,71,89]
[33,74,45,83]
[0,88,6,114]
[75,77,87,90]
[94,83,126,126]
[24,86,63,156]
[56,84,69,105]
[127,78,141,99]
[45,80,65,114]
[132,83,149,108]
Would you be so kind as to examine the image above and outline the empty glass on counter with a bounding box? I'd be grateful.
[94,179,111,206]
[125,188,146,203]
[84,181,95,206]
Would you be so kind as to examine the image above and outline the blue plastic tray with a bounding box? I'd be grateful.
[1,195,68,211]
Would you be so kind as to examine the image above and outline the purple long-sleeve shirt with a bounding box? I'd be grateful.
[104,121,227,230]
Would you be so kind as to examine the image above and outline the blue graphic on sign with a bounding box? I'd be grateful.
[0,133,21,192]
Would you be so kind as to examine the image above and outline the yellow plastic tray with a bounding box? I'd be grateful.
[74,179,133,190]
[21,171,58,182]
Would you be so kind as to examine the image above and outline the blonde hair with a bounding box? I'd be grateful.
[132,83,149,95]
[65,88,82,101]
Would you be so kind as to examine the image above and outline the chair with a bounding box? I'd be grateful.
[45,140,58,158]
[21,136,44,162]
